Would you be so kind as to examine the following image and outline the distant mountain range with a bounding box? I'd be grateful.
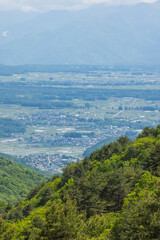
[0,1,160,65]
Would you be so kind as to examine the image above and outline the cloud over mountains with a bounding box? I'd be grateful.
[0,0,157,12]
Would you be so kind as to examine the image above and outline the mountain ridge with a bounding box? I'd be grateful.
[0,2,160,65]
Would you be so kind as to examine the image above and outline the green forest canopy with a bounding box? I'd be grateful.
[0,125,160,239]
[0,157,45,205]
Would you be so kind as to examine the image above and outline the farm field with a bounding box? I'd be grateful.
[0,65,160,174]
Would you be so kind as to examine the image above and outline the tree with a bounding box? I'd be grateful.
[40,197,86,240]
[111,173,160,240]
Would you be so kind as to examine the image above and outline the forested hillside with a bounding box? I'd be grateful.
[0,125,160,239]
[0,157,45,211]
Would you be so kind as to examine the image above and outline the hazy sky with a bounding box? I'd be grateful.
[0,0,157,12]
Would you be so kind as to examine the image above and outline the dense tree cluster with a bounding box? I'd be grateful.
[0,118,26,138]
[0,125,160,239]
[1,81,160,112]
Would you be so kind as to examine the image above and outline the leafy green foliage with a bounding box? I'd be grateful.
[40,197,86,240]
[1,126,160,239]
[0,157,45,206]
[111,173,160,240]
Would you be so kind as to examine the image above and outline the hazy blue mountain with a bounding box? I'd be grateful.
[0,1,160,65]
[0,11,39,28]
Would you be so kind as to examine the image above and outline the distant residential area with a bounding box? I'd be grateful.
[0,65,160,174]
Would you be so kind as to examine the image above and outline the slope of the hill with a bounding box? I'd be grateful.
[0,157,45,206]
[1,1,160,65]
[0,125,160,239]
[0,153,53,178]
